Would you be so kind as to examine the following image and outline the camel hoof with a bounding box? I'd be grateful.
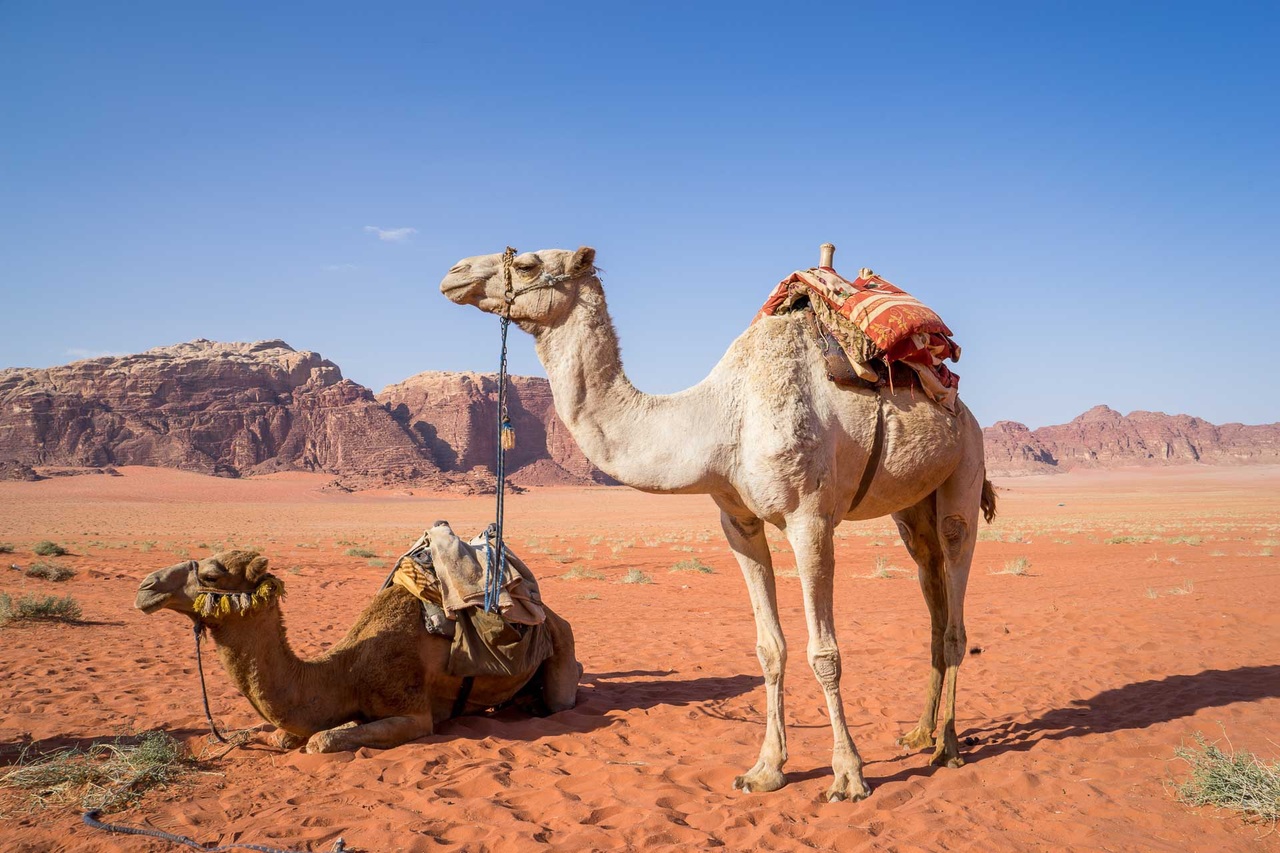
[929,748,965,769]
[304,732,340,754]
[896,726,936,751]
[733,766,786,794]
[825,773,872,803]
[273,731,307,750]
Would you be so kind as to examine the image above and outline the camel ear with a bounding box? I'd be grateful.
[569,246,595,277]
[245,555,270,584]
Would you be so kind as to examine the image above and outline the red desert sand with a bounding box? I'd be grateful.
[2,465,1278,851]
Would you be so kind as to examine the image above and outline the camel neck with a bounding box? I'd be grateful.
[531,283,727,493]
[207,606,337,733]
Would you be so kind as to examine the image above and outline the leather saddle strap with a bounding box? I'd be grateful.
[451,676,476,719]
[848,394,887,514]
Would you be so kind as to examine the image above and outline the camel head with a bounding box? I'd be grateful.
[440,247,598,328]
[135,550,284,624]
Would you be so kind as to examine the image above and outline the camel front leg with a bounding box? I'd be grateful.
[720,511,789,794]
[305,713,434,753]
[789,513,870,802]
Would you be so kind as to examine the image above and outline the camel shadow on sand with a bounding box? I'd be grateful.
[857,664,1280,787]
[436,669,764,743]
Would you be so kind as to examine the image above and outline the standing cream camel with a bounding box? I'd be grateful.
[441,247,995,802]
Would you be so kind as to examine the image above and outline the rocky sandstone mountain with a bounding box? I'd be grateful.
[379,372,616,488]
[984,405,1280,476]
[0,340,610,490]
[0,340,441,487]
[3,341,1276,487]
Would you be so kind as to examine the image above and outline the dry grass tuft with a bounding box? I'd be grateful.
[24,561,76,582]
[0,593,83,624]
[620,568,653,585]
[0,543,13,554]
[344,547,377,558]
[868,555,906,579]
[1,731,196,813]
[670,558,714,574]
[993,556,1031,576]
[32,541,67,557]
[1173,732,1280,824]
[561,566,606,581]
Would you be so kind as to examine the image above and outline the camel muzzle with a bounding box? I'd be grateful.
[135,562,192,613]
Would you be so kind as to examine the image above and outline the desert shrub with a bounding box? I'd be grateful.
[0,543,13,554]
[25,561,76,582]
[561,566,606,580]
[32,540,67,557]
[0,593,83,624]
[1,730,194,812]
[1104,535,1146,545]
[1166,535,1203,546]
[620,568,653,584]
[670,558,714,574]
[344,547,377,558]
[869,554,905,579]
[1174,732,1279,823]
[994,556,1031,576]
[366,558,387,568]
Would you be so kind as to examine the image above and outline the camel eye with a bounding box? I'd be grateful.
[514,258,540,272]
[198,566,225,584]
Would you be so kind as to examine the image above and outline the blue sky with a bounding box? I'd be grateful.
[2,2,1277,429]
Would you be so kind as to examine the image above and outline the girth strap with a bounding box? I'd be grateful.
[451,676,476,719]
[848,395,886,514]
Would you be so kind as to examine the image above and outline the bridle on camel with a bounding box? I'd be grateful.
[82,565,346,853]
[482,247,581,612]
[187,561,285,744]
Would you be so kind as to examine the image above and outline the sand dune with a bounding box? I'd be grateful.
[2,466,1278,851]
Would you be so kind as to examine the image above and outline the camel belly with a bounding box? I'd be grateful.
[836,391,966,521]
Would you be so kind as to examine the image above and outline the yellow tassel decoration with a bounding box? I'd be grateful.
[500,417,516,451]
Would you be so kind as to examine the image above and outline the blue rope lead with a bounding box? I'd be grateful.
[485,310,512,613]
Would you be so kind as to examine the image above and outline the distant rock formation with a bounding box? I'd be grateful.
[3,341,1276,487]
[378,372,616,488]
[983,405,1280,476]
[0,340,440,488]
[0,339,613,490]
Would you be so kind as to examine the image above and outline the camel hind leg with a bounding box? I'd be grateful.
[928,460,984,768]
[892,493,946,751]
[537,608,582,713]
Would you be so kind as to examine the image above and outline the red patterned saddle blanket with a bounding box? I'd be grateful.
[753,266,961,411]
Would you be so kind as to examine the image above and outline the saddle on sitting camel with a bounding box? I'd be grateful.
[754,265,961,412]
[385,521,553,680]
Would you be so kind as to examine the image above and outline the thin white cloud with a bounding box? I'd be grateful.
[323,263,359,272]
[66,348,125,360]
[363,225,417,242]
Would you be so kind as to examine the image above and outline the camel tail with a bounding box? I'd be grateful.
[980,478,997,524]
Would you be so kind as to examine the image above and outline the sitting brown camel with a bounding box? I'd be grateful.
[135,549,580,752]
